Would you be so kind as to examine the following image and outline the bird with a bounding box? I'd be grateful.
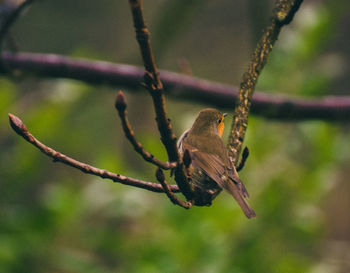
[177,108,256,218]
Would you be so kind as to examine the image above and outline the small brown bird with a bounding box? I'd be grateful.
[178,108,256,218]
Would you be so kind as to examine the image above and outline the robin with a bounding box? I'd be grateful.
[177,108,256,218]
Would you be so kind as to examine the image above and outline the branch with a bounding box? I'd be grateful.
[8,113,180,193]
[1,52,350,121]
[156,168,192,209]
[114,90,176,170]
[0,0,34,54]
[128,0,193,200]
[228,0,304,162]
[128,0,178,162]
[236,147,249,172]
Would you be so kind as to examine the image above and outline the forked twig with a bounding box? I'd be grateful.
[0,0,34,54]
[115,90,176,170]
[156,168,192,209]
[8,113,180,193]
[128,0,193,200]
[228,0,304,163]
[128,0,177,161]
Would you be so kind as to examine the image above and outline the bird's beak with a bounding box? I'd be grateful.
[223,113,227,117]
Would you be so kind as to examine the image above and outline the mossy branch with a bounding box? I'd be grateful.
[228,0,304,163]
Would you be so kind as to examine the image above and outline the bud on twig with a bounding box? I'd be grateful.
[242,146,249,159]
[8,113,27,135]
[143,71,154,87]
[115,91,127,112]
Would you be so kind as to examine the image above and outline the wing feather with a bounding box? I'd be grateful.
[181,140,256,218]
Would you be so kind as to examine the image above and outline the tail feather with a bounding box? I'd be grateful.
[236,180,250,198]
[228,163,250,198]
[225,181,256,218]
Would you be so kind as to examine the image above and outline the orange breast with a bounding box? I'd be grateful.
[217,120,224,137]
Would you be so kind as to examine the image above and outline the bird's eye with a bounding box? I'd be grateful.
[218,118,222,124]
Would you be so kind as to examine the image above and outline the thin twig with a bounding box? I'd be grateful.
[228,0,304,163]
[156,168,192,209]
[128,0,177,160]
[128,0,193,200]
[115,90,176,170]
[8,113,180,193]
[2,52,349,121]
[236,147,249,172]
[0,0,34,54]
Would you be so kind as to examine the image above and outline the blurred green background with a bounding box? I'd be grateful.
[1,0,350,272]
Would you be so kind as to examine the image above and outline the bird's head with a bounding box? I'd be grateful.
[191,108,227,137]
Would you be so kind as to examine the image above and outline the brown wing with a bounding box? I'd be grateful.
[182,141,256,218]
[182,135,249,197]
[226,155,250,198]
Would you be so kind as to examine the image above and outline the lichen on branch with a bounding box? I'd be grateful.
[228,0,304,163]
